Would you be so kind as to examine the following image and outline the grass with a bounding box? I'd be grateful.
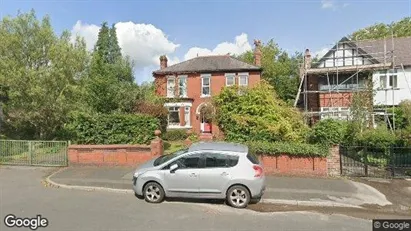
[164,140,187,154]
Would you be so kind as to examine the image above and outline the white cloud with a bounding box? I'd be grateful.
[70,21,100,50]
[70,20,180,83]
[184,33,252,60]
[321,0,339,10]
[114,22,180,68]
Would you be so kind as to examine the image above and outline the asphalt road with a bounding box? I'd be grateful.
[0,166,371,231]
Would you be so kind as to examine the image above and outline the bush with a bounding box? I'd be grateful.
[213,81,308,143]
[308,119,348,146]
[134,101,168,132]
[354,126,398,149]
[65,113,160,145]
[162,129,188,141]
[247,141,329,157]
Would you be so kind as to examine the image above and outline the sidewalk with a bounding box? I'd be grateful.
[48,166,392,207]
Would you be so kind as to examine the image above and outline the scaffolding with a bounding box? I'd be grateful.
[294,35,401,129]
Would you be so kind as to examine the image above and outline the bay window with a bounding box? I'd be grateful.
[167,107,180,126]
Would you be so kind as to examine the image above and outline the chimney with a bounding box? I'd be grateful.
[160,55,168,69]
[253,39,262,66]
[304,49,312,69]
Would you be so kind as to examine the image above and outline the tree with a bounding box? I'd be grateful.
[237,40,302,104]
[109,24,122,63]
[350,17,411,40]
[213,81,308,143]
[84,21,135,114]
[0,10,88,139]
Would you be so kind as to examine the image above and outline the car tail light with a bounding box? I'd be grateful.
[253,165,263,177]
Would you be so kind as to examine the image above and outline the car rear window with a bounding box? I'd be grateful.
[246,153,260,164]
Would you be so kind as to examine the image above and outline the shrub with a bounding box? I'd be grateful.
[162,129,188,141]
[134,101,168,132]
[354,126,398,149]
[247,141,329,157]
[308,119,348,146]
[65,113,160,145]
[213,81,308,143]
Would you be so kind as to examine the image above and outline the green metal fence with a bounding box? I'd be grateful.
[340,146,411,178]
[0,140,68,167]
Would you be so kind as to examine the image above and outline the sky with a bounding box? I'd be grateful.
[1,0,411,83]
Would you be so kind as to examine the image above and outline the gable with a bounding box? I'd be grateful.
[314,37,379,68]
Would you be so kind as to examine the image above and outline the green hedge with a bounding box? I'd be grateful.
[65,113,160,145]
[247,141,329,157]
[162,129,188,141]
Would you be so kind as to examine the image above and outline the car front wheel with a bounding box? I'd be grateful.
[226,185,250,208]
[143,182,165,203]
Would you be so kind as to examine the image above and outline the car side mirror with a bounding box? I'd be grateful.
[170,164,179,173]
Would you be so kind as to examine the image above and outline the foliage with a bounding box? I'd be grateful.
[0,10,88,139]
[350,17,411,40]
[213,81,308,143]
[199,103,215,121]
[247,141,329,157]
[237,40,302,104]
[65,113,160,145]
[135,101,168,132]
[354,126,397,149]
[188,133,200,142]
[387,100,411,129]
[162,129,188,141]
[308,119,348,146]
[164,140,187,154]
[83,21,135,114]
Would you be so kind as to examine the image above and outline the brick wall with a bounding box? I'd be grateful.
[68,138,164,166]
[260,145,341,177]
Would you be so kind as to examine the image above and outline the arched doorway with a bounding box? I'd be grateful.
[196,103,214,134]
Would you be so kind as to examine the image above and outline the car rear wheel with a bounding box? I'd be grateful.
[143,182,165,203]
[226,185,250,208]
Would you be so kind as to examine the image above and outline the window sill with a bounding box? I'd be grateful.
[200,95,211,98]
[167,125,192,129]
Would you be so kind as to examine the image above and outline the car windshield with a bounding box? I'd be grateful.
[153,148,189,166]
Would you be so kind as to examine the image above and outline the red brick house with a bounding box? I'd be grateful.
[153,41,263,138]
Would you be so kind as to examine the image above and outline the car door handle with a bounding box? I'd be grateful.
[221,172,229,176]
[189,173,197,177]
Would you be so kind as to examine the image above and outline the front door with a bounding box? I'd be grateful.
[198,153,236,196]
[200,115,212,133]
[163,153,202,194]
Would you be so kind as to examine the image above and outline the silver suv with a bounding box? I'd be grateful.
[132,142,265,208]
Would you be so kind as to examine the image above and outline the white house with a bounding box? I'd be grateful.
[300,36,411,123]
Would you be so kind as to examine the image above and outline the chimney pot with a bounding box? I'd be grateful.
[304,49,312,69]
[253,39,262,66]
[160,55,168,69]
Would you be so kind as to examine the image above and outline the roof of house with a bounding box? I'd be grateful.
[313,36,411,68]
[153,55,262,75]
[188,142,248,153]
